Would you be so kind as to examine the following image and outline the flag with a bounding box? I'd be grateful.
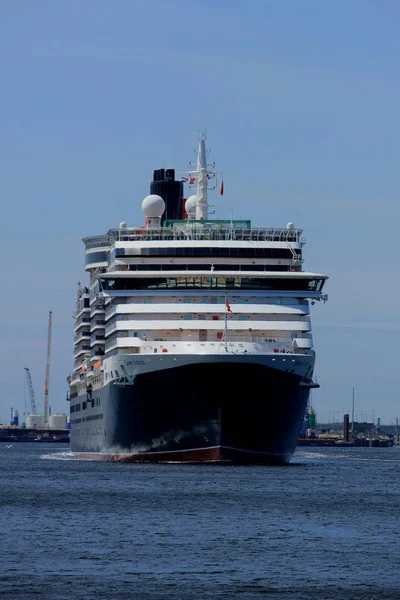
[180,176,188,182]
[189,177,195,184]
[220,180,224,195]
[226,298,232,313]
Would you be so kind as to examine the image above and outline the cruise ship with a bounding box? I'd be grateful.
[68,136,328,464]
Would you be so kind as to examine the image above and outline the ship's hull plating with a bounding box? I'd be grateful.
[70,359,311,464]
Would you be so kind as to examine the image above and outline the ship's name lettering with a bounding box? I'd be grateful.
[124,360,145,366]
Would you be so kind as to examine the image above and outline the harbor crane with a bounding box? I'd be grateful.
[24,367,37,415]
[43,310,52,425]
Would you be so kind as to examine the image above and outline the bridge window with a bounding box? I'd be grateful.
[100,276,325,292]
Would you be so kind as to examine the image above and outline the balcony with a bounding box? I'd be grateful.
[91,320,106,332]
[90,335,105,348]
[74,317,91,332]
[91,348,105,358]
[74,330,90,344]
[73,345,91,359]
[91,303,106,317]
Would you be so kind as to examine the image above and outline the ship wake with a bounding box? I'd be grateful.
[101,423,212,458]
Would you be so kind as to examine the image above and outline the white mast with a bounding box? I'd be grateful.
[181,132,225,220]
[196,135,208,220]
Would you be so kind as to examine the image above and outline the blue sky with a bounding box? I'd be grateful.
[1,0,399,424]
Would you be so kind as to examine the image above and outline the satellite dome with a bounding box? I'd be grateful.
[185,195,197,216]
[286,222,294,230]
[142,194,165,218]
[119,221,127,229]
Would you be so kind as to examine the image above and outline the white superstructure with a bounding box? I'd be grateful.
[68,136,328,401]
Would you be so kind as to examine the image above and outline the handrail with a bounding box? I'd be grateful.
[83,227,304,249]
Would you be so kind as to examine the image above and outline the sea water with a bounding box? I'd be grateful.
[1,443,399,599]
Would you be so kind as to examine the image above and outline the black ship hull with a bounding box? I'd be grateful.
[70,360,311,464]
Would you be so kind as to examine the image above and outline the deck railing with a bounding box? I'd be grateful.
[83,226,304,249]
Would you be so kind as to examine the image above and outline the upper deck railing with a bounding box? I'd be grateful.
[83,222,304,250]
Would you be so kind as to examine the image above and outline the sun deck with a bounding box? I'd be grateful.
[83,221,304,250]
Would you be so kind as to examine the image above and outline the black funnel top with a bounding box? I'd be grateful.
[150,168,183,224]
